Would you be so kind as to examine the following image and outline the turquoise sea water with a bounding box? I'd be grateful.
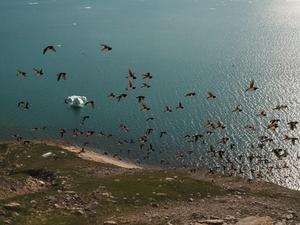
[0,0,300,190]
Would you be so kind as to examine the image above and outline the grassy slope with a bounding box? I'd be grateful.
[0,143,226,225]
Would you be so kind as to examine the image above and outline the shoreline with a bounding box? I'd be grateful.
[1,139,143,170]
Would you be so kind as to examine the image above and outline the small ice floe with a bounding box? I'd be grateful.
[42,152,53,158]
[84,6,92,9]
[28,2,39,5]
[65,95,88,108]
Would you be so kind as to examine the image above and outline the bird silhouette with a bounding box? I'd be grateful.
[136,96,145,103]
[33,68,44,76]
[232,105,242,112]
[164,106,172,112]
[185,92,196,97]
[43,45,56,54]
[142,73,152,80]
[57,72,66,81]
[81,115,90,125]
[160,131,167,138]
[207,91,216,100]
[287,121,298,130]
[140,103,150,112]
[246,80,258,91]
[85,101,95,108]
[176,102,184,110]
[127,69,137,80]
[116,94,127,101]
[141,83,151,89]
[100,44,112,51]
[17,101,29,110]
[16,70,26,77]
[108,93,116,98]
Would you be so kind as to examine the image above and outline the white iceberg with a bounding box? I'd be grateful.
[65,95,88,108]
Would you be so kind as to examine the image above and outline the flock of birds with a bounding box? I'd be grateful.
[13,44,300,183]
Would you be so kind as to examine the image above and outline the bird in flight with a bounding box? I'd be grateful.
[140,103,150,112]
[126,80,136,91]
[81,115,90,125]
[287,121,298,131]
[207,91,216,100]
[273,105,288,111]
[185,92,196,97]
[142,73,152,80]
[160,131,167,138]
[116,94,127,101]
[57,72,66,81]
[33,68,44,76]
[246,80,258,91]
[164,106,172,112]
[16,70,26,77]
[18,101,29,110]
[127,69,137,80]
[100,44,112,52]
[141,83,151,89]
[136,96,145,103]
[176,102,184,110]
[43,45,56,54]
[108,93,116,98]
[232,105,242,112]
[258,110,267,118]
[85,101,95,108]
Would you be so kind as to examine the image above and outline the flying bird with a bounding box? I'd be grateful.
[57,72,66,81]
[287,121,298,130]
[116,94,127,101]
[246,80,258,91]
[164,106,172,112]
[140,103,150,112]
[142,73,152,80]
[33,68,44,76]
[185,92,196,97]
[136,96,145,103]
[85,101,95,108]
[126,80,136,91]
[141,83,151,89]
[232,105,242,112]
[17,101,29,110]
[258,110,267,118]
[176,102,184,110]
[81,115,90,125]
[43,45,56,54]
[108,93,116,98]
[127,69,137,80]
[16,70,26,77]
[100,44,112,51]
[160,131,167,138]
[207,91,216,100]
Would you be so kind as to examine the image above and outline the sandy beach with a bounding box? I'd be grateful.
[3,139,143,170]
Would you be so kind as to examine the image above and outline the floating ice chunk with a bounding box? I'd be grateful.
[65,95,88,108]
[28,2,39,5]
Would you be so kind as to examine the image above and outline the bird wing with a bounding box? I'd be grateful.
[249,80,255,88]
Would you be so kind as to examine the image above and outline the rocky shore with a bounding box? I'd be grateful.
[0,142,299,225]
